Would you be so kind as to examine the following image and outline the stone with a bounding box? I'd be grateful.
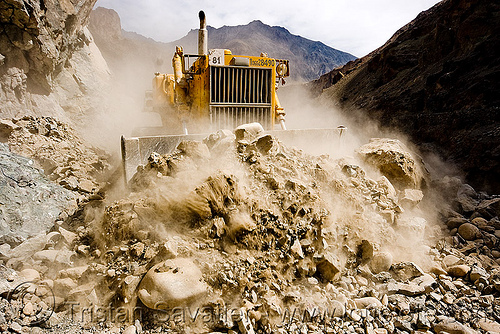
[8,233,52,260]
[307,277,319,285]
[138,258,208,309]
[354,297,383,309]
[400,189,424,208]
[135,320,143,334]
[412,273,437,293]
[469,265,489,282]
[19,268,40,281]
[447,265,470,277]
[177,140,211,162]
[0,119,18,141]
[253,134,279,155]
[443,293,455,304]
[290,239,304,259]
[417,312,431,329]
[123,325,137,334]
[348,310,361,322]
[456,194,478,213]
[478,319,500,333]
[33,249,75,265]
[447,217,468,229]
[396,282,426,296]
[33,249,59,262]
[433,320,478,334]
[373,329,387,334]
[234,123,264,142]
[369,252,393,274]
[356,138,425,189]
[59,266,89,280]
[476,198,500,218]
[394,319,413,332]
[471,217,488,228]
[430,264,447,276]
[390,261,424,281]
[316,253,341,282]
[58,227,77,245]
[78,179,95,193]
[23,302,34,316]
[458,223,481,240]
[443,254,461,268]
[9,322,22,333]
[53,278,78,295]
[122,275,142,303]
[330,300,345,317]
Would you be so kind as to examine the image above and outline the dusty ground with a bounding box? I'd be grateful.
[1,121,499,334]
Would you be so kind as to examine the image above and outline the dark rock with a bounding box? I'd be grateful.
[0,143,77,240]
[447,217,468,230]
[309,0,500,193]
[457,223,481,241]
[476,198,500,218]
[316,253,341,282]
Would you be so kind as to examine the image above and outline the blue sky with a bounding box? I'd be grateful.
[94,0,441,57]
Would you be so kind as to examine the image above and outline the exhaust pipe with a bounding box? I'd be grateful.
[198,11,208,55]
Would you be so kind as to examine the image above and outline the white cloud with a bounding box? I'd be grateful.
[94,0,441,57]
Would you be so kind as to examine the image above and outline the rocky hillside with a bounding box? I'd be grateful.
[0,0,110,126]
[89,7,356,82]
[309,0,500,193]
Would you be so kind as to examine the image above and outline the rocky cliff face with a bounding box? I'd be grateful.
[310,0,500,193]
[0,0,110,124]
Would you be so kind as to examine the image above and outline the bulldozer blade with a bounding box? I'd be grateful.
[121,128,345,183]
[121,133,206,183]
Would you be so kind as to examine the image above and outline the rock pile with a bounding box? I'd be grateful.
[1,116,111,196]
[0,124,498,333]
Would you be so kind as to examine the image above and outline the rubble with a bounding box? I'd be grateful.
[0,126,499,333]
[2,116,111,196]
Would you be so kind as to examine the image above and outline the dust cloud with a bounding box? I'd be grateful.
[76,64,461,329]
[279,83,454,268]
[81,55,166,156]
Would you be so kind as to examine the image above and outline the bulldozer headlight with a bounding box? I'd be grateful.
[276,63,287,77]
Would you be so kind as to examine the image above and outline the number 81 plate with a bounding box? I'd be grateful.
[208,49,225,66]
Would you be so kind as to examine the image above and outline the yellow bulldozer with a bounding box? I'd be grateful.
[121,11,341,182]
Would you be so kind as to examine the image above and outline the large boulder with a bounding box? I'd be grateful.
[356,138,426,189]
[0,143,77,242]
[138,258,208,309]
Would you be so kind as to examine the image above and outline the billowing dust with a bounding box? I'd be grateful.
[72,84,454,331]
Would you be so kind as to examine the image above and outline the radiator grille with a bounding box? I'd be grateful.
[210,106,272,130]
[210,66,273,129]
[210,66,272,104]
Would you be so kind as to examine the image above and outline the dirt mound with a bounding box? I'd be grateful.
[73,129,448,330]
[1,116,111,196]
[1,127,499,333]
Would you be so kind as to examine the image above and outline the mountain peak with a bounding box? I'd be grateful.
[89,9,356,81]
